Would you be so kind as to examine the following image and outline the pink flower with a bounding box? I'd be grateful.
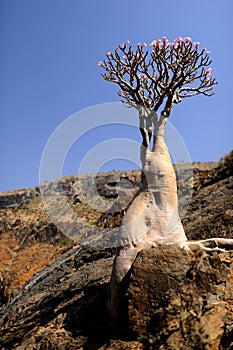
[150,40,164,48]
[106,51,112,56]
[167,42,174,48]
[137,42,147,47]
[204,68,212,76]
[121,40,131,47]
[184,36,192,42]
[206,50,210,55]
[193,42,200,47]
[98,61,104,67]
[179,36,184,42]
[150,40,157,47]
[174,38,180,48]
[163,36,169,43]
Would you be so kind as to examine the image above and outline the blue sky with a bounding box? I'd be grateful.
[1,0,232,192]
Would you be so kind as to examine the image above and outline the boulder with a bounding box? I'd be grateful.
[128,246,233,349]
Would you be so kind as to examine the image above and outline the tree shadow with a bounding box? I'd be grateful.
[64,280,135,349]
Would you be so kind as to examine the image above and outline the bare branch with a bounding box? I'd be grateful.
[188,238,233,252]
[98,36,217,117]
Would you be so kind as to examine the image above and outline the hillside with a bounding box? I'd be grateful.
[0,155,232,302]
[0,151,233,349]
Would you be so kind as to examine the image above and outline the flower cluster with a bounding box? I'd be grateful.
[149,36,201,50]
[98,36,217,114]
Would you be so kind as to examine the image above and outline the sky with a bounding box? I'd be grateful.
[1,0,233,192]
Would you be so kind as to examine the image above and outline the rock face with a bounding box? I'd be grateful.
[128,247,233,349]
[183,176,233,241]
[0,171,141,300]
[0,153,233,349]
[0,245,116,349]
[0,188,40,209]
[0,245,233,349]
[0,161,225,300]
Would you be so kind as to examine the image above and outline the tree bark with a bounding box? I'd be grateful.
[107,111,188,319]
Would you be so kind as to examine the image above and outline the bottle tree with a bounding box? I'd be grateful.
[99,36,233,319]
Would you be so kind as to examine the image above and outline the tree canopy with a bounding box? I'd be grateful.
[99,36,217,116]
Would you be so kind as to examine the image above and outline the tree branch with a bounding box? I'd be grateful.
[99,37,217,148]
[188,238,233,252]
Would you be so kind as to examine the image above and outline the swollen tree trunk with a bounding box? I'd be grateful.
[107,110,188,319]
[100,39,233,320]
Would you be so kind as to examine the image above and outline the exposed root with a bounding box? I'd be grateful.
[188,238,233,253]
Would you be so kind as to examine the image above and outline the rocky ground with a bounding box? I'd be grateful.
[0,151,232,349]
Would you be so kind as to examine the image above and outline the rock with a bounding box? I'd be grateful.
[0,272,7,306]
[183,176,233,241]
[1,244,233,349]
[0,188,39,209]
[0,245,116,349]
[128,246,233,349]
[0,154,233,349]
[224,209,233,222]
